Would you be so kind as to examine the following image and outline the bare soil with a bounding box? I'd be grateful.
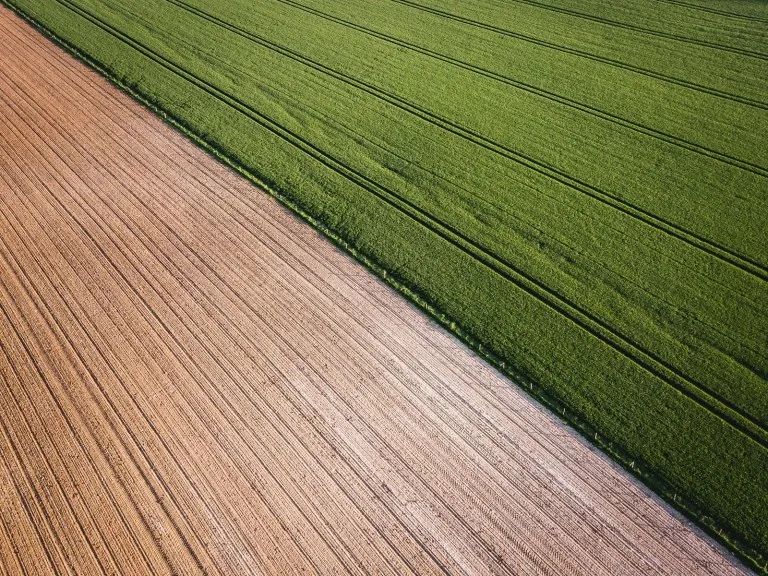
[0,6,751,575]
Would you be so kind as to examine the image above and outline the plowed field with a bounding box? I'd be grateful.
[5,0,767,563]
[0,6,756,575]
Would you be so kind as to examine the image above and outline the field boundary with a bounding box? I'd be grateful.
[2,1,763,573]
[26,0,768,446]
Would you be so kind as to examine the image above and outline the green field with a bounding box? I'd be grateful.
[8,0,767,568]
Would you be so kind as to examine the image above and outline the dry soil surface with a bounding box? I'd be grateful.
[0,6,752,576]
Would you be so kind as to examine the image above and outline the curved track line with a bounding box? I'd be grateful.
[495,0,768,59]
[167,0,768,283]
[652,0,768,23]
[386,0,768,110]
[267,0,768,177]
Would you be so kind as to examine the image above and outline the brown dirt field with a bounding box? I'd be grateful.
[0,6,752,575]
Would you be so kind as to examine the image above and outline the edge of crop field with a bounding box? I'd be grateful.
[3,2,764,573]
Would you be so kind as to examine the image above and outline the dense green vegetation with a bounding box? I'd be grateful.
[8,0,767,568]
